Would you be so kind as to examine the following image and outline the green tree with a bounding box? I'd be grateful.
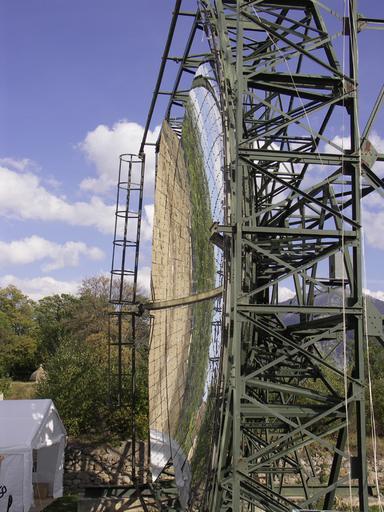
[34,276,113,364]
[0,286,38,379]
[35,293,80,361]
[36,275,150,440]
[37,335,108,437]
[71,275,111,350]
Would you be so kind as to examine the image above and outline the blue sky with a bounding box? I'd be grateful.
[0,0,383,300]
[0,0,178,298]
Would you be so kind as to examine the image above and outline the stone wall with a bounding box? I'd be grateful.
[64,441,147,494]
[63,440,384,507]
[149,120,194,441]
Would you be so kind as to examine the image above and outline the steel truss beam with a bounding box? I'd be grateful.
[196,1,384,510]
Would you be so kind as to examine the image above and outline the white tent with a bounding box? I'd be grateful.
[0,399,67,512]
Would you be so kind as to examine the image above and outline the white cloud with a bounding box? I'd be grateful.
[370,132,384,153]
[360,133,384,212]
[142,204,154,241]
[78,121,160,195]
[44,176,62,190]
[279,286,295,302]
[0,236,104,271]
[0,166,115,233]
[324,132,384,173]
[0,275,80,300]
[0,157,36,172]
[363,288,384,302]
[138,266,151,296]
[369,132,384,177]
[324,135,350,154]
[363,209,384,250]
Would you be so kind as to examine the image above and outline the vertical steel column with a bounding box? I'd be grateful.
[232,1,244,506]
[199,1,381,510]
[349,1,368,508]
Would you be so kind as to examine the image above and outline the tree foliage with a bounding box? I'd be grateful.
[0,286,38,379]
[366,338,384,436]
[0,276,149,440]
[34,275,149,439]
[37,336,108,437]
[35,293,80,360]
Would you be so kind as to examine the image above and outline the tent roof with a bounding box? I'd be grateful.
[0,399,66,453]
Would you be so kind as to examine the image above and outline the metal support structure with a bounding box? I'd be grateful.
[139,1,205,151]
[108,2,208,505]
[109,153,145,483]
[108,0,384,510]
[195,1,384,510]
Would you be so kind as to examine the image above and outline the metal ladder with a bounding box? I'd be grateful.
[109,152,145,482]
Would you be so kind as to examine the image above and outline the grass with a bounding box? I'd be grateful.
[7,380,36,399]
[44,496,78,511]
[339,507,382,512]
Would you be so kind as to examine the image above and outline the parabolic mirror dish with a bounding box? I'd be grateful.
[149,63,224,509]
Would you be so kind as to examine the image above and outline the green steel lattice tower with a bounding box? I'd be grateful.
[196,1,384,510]
[125,0,384,509]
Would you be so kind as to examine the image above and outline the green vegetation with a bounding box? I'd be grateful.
[0,276,149,441]
[190,387,217,492]
[35,293,79,360]
[367,338,384,436]
[0,377,11,397]
[44,496,78,511]
[335,505,382,512]
[37,336,108,437]
[8,381,36,399]
[182,103,216,296]
[176,103,216,462]
[0,286,39,380]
